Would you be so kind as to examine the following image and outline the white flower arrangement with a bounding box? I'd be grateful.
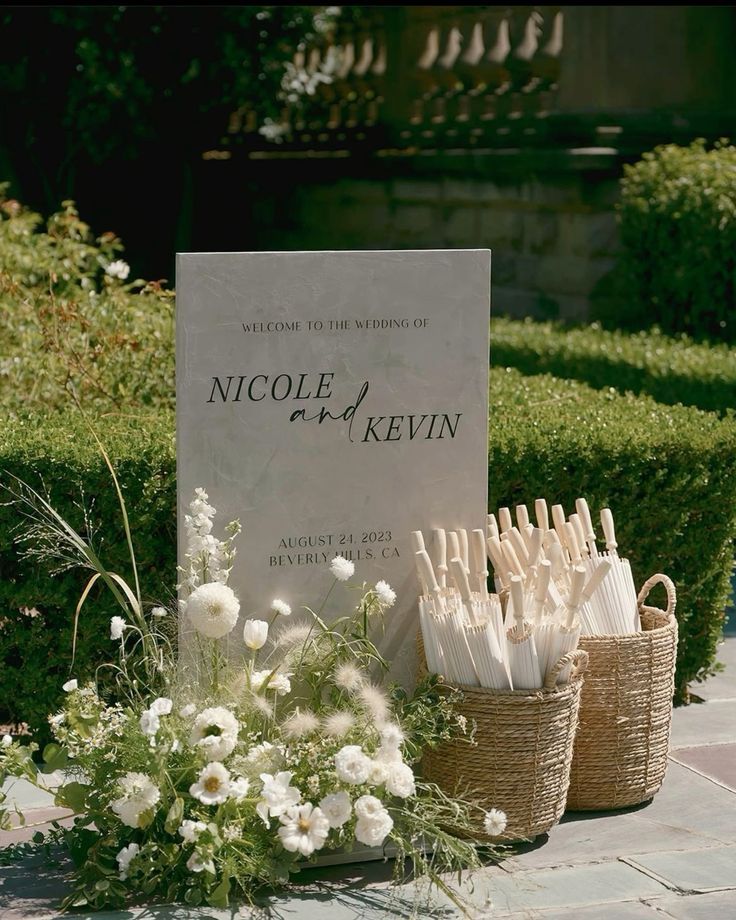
[0,486,498,914]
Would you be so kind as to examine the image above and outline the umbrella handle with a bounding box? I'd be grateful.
[498,507,513,533]
[432,528,448,589]
[535,498,549,532]
[637,573,677,619]
[544,648,588,690]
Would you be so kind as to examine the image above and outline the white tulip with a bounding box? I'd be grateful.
[243,618,269,650]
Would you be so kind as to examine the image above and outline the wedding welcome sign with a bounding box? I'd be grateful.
[176,249,490,679]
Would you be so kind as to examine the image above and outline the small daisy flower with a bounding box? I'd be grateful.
[329,555,354,581]
[110,616,127,640]
[483,808,507,837]
[374,580,397,608]
[190,762,232,805]
[271,598,292,617]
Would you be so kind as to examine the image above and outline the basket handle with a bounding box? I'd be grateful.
[637,573,677,619]
[544,648,588,690]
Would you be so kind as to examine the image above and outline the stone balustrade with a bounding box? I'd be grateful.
[228,6,564,151]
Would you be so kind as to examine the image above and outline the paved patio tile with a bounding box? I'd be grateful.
[669,742,736,792]
[444,861,668,914]
[691,639,736,703]
[644,889,736,919]
[494,899,665,919]
[669,700,736,748]
[623,845,736,893]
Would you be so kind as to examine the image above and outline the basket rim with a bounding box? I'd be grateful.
[434,672,585,703]
[579,610,677,644]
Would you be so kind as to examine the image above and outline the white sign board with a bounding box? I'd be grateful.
[176,250,490,680]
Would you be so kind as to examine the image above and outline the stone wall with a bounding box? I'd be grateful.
[244,155,622,321]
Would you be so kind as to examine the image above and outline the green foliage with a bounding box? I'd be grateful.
[491,317,736,414]
[0,188,175,417]
[0,6,339,207]
[489,368,736,702]
[609,138,736,341]
[0,411,176,739]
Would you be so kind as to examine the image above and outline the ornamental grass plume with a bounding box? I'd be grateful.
[322,710,355,738]
[357,683,390,724]
[282,709,319,740]
[333,661,365,692]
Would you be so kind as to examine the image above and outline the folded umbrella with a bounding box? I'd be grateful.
[506,576,542,690]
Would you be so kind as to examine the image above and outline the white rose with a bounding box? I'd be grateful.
[319,790,352,829]
[334,745,372,785]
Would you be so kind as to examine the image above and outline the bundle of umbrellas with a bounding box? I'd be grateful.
[413,500,639,691]
[487,498,640,637]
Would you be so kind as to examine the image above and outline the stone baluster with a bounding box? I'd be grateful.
[367,27,387,126]
[534,6,564,114]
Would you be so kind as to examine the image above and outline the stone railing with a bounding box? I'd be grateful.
[227,6,564,152]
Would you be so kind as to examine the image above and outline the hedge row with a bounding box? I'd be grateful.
[3,370,735,737]
[0,411,177,739]
[491,317,736,414]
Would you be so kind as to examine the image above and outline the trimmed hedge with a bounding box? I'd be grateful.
[0,411,176,739]
[3,370,735,736]
[609,139,736,342]
[491,317,736,415]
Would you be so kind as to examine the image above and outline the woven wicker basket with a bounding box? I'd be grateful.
[419,641,588,842]
[566,573,678,812]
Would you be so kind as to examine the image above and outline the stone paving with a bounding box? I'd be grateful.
[1,639,735,919]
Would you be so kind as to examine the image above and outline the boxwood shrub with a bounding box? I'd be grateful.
[2,371,735,737]
[491,317,736,415]
[607,139,736,342]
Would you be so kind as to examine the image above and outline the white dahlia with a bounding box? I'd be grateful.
[190,706,239,761]
[186,582,240,639]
